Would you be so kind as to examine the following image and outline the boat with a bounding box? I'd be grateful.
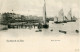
[38,0,49,29]
[42,0,49,28]
[54,9,67,24]
[66,9,77,22]
[59,30,67,34]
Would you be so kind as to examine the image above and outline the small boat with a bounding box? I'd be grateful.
[50,29,53,31]
[59,30,67,34]
[75,30,79,33]
[35,29,42,32]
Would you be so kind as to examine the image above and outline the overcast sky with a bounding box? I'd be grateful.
[0,0,79,17]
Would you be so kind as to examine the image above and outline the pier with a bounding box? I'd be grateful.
[8,23,38,29]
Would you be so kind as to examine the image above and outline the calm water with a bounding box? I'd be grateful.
[0,21,79,52]
[0,21,79,37]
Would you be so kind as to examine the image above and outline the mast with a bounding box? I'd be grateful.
[43,0,47,24]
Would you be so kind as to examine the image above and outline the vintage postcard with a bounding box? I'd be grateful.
[0,0,80,52]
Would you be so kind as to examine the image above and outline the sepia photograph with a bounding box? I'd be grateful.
[0,0,80,52]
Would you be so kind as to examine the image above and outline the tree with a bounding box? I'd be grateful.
[2,13,12,25]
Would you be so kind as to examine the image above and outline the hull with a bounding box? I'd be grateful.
[54,20,76,24]
[54,21,67,24]
[67,20,76,22]
[43,24,49,29]
[38,24,49,29]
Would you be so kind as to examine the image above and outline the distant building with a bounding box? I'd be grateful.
[0,13,2,24]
